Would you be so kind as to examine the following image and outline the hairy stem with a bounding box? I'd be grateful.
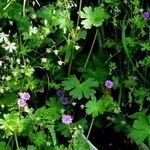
[23,0,27,16]
[83,29,98,69]
[87,117,95,139]
[14,133,19,150]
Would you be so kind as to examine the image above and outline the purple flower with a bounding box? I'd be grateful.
[143,12,149,19]
[17,99,26,107]
[128,75,138,80]
[56,89,63,97]
[62,114,73,124]
[19,92,30,101]
[60,97,68,105]
[105,80,113,89]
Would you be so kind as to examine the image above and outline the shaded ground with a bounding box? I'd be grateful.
[89,126,138,150]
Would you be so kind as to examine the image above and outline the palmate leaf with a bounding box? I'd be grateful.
[129,117,150,144]
[62,76,99,100]
[86,99,103,117]
[86,96,120,117]
[80,5,109,29]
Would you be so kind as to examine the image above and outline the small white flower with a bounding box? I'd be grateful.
[75,45,80,50]
[53,50,59,55]
[0,61,3,66]
[77,26,80,30]
[29,26,38,36]
[16,58,21,64]
[63,28,67,34]
[0,87,4,93]
[4,42,17,53]
[31,14,37,19]
[41,58,47,63]
[57,60,64,66]
[0,32,9,43]
[5,76,11,81]
[1,104,5,108]
[46,48,52,53]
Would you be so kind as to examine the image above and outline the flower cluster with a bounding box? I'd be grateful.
[56,90,72,124]
[56,89,69,105]
[17,92,31,108]
[0,32,17,53]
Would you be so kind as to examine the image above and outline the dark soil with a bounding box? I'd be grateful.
[89,126,138,150]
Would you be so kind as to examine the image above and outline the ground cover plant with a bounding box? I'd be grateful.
[0,0,150,149]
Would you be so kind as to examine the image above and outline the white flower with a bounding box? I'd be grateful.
[75,45,80,50]
[41,58,47,63]
[5,76,11,81]
[4,42,17,53]
[54,50,59,55]
[29,26,38,36]
[0,32,9,43]
[0,61,3,66]
[16,58,21,64]
[0,87,4,93]
[57,60,64,66]
[46,48,52,53]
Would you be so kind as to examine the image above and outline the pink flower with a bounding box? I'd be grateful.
[17,99,26,107]
[105,80,113,89]
[62,115,73,124]
[19,92,31,101]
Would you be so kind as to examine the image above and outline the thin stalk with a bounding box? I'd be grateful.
[76,0,83,29]
[122,16,150,85]
[68,53,73,75]
[23,0,27,16]
[87,117,94,139]
[83,29,98,69]
[14,133,19,150]
[7,136,12,147]
[68,0,83,75]
[144,27,150,87]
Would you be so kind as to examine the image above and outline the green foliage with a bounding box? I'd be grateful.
[86,96,120,117]
[46,124,57,145]
[0,113,24,136]
[80,5,109,29]
[27,145,37,150]
[129,113,150,145]
[62,76,99,100]
[31,131,47,148]
[0,0,150,149]
[0,141,11,150]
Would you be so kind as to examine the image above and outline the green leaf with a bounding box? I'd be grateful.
[140,43,150,51]
[0,93,16,106]
[62,76,99,100]
[129,117,150,144]
[46,124,57,146]
[27,145,37,150]
[86,99,103,117]
[0,141,11,150]
[80,6,109,29]
[86,96,120,117]
[62,76,80,91]
[31,131,47,147]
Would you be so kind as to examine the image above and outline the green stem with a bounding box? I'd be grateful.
[68,0,83,76]
[14,133,19,150]
[83,29,98,69]
[76,0,83,29]
[68,55,73,76]
[122,16,150,85]
[87,117,94,139]
[118,85,122,106]
[23,0,27,16]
